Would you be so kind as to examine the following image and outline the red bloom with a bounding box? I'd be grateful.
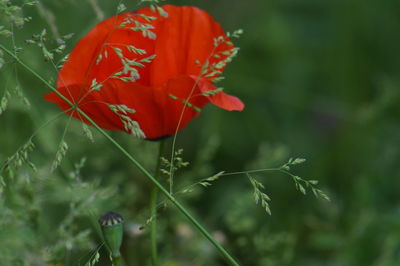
[45,5,244,140]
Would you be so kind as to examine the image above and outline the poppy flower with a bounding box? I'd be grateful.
[45,4,244,140]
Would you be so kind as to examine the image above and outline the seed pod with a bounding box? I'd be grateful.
[98,211,124,257]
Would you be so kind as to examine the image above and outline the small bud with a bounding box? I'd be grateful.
[99,211,124,257]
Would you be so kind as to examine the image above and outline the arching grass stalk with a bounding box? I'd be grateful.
[0,44,240,266]
[150,139,165,266]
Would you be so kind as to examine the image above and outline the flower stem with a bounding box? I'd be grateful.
[0,44,240,266]
[112,255,122,266]
[150,140,165,266]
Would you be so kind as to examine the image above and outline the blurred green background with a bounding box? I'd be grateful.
[1,0,400,265]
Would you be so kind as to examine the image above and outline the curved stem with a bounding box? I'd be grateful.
[0,44,240,266]
[150,140,165,266]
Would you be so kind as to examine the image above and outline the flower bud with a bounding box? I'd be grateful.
[98,211,124,257]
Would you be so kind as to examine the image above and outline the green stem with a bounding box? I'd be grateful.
[150,140,165,266]
[0,44,240,266]
[112,255,122,266]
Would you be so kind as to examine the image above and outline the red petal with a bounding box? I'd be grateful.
[149,5,233,86]
[44,85,123,131]
[57,11,156,89]
[209,92,245,111]
[45,77,211,139]
[156,75,209,135]
[196,78,244,111]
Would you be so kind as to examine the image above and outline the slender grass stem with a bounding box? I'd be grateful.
[0,109,71,174]
[221,168,281,176]
[150,140,165,266]
[0,44,240,266]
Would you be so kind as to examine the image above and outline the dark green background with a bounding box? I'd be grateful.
[1,0,400,265]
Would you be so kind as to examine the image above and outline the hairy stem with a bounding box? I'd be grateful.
[150,140,165,266]
[0,44,240,266]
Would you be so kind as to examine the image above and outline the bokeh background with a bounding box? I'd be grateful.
[1,0,400,265]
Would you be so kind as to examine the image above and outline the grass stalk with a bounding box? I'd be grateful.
[150,140,165,266]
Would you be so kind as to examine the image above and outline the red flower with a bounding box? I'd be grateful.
[45,5,244,140]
